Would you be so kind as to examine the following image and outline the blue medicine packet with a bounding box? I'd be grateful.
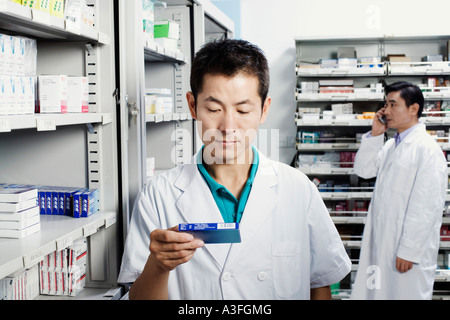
[178,223,241,244]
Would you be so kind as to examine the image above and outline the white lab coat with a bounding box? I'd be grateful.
[351,123,447,300]
[118,149,351,299]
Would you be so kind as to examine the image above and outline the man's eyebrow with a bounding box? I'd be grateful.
[386,99,398,103]
[204,96,224,106]
[204,96,255,107]
[234,99,254,106]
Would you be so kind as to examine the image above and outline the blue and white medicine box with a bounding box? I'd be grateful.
[81,189,99,218]
[178,223,241,244]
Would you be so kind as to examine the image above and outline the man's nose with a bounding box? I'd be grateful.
[219,113,237,132]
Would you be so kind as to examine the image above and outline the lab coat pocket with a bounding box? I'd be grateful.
[272,242,301,298]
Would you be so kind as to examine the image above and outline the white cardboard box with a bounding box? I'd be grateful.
[67,76,89,113]
[38,75,68,113]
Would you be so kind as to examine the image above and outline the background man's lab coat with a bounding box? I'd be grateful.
[118,150,351,299]
[351,123,447,299]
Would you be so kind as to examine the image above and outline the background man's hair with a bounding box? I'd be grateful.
[385,81,424,118]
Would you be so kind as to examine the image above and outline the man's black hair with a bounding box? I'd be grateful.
[190,38,270,107]
[385,81,424,118]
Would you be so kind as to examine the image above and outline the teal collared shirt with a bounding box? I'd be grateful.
[197,146,259,223]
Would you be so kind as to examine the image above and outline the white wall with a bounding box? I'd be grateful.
[240,0,450,164]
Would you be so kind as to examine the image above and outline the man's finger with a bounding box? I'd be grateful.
[151,227,194,243]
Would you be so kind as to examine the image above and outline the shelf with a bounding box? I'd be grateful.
[296,117,450,127]
[423,90,450,101]
[341,239,450,250]
[295,92,384,102]
[341,240,362,248]
[0,113,112,132]
[296,64,387,77]
[389,62,450,76]
[297,143,361,151]
[301,166,450,176]
[435,271,450,283]
[144,40,188,64]
[332,216,450,225]
[0,211,117,280]
[296,118,372,127]
[296,61,450,77]
[332,216,367,224]
[145,112,192,123]
[35,287,122,300]
[298,167,356,175]
[320,192,373,200]
[0,0,108,44]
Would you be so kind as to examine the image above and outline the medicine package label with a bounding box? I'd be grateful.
[178,223,241,244]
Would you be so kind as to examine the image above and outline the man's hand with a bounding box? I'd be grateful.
[396,257,413,273]
[149,226,205,272]
[372,107,388,136]
[129,226,204,300]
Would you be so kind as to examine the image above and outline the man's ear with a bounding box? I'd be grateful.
[409,102,419,118]
[186,91,197,120]
[260,96,271,125]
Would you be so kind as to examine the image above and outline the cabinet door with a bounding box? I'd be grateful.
[117,0,147,240]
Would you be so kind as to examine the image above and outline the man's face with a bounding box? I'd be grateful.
[187,72,271,165]
[384,91,419,132]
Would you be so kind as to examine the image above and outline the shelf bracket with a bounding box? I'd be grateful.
[86,123,95,134]
[85,43,95,56]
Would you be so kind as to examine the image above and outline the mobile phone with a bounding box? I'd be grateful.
[378,115,387,125]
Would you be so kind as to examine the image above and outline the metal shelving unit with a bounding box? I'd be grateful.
[0,0,235,300]
[295,34,450,299]
[0,0,120,299]
[117,0,234,242]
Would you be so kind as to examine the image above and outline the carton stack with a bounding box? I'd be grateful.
[65,0,95,31]
[37,75,89,113]
[39,238,87,297]
[0,185,40,239]
[0,34,37,116]
[154,19,180,52]
[35,185,99,218]
[319,79,354,94]
[0,264,40,300]
[143,0,155,41]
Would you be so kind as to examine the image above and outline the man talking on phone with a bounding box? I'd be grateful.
[350,81,447,300]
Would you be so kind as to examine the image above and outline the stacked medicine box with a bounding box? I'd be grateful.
[39,238,87,297]
[0,184,40,239]
[0,34,37,116]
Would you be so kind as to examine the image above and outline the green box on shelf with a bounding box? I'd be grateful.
[154,20,179,39]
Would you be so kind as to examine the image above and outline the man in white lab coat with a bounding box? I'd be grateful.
[351,81,447,299]
[118,39,351,300]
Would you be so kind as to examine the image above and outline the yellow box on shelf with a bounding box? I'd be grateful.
[50,0,63,18]
[21,0,37,8]
[36,0,50,13]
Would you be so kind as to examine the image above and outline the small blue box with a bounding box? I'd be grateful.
[72,190,84,218]
[81,189,99,218]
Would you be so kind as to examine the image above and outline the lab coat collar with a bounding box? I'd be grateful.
[380,123,426,178]
[174,148,278,269]
[401,122,425,145]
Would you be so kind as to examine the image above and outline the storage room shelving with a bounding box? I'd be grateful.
[117,0,234,242]
[294,34,450,299]
[0,0,120,299]
[0,0,234,300]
